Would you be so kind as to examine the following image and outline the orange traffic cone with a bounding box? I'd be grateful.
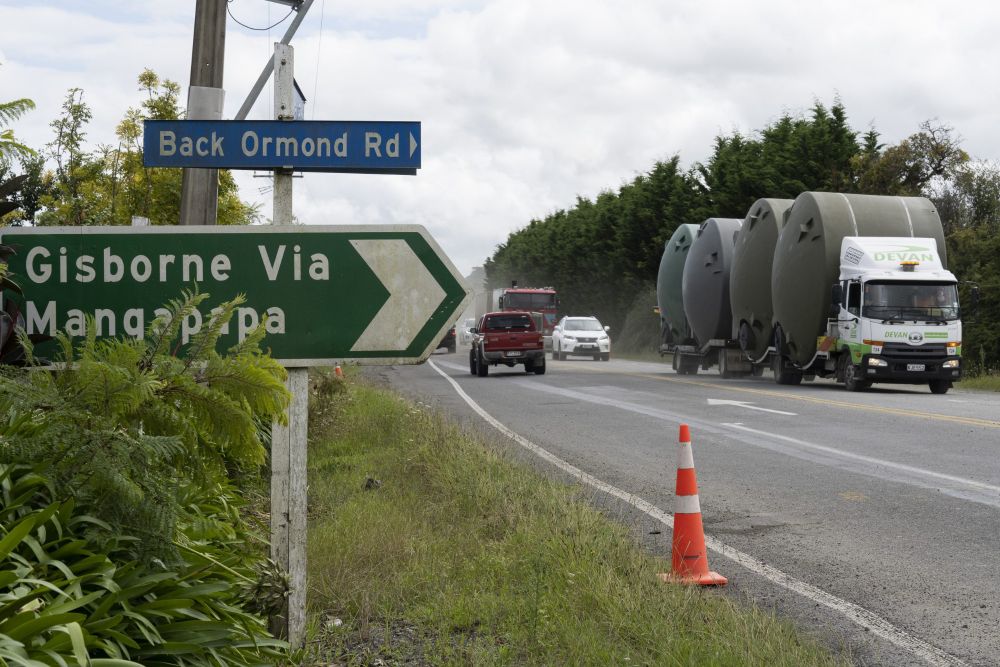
[335,364,344,378]
[658,423,727,586]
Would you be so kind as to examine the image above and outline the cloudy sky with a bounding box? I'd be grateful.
[2,0,999,275]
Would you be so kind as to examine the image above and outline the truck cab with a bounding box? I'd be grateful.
[830,237,964,393]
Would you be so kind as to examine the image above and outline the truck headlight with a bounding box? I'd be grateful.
[867,357,888,367]
[942,359,960,369]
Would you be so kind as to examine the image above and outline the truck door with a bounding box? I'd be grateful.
[838,281,862,350]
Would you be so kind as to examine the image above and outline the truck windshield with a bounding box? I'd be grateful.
[505,293,557,310]
[862,282,960,322]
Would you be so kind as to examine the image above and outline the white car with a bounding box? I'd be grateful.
[551,316,611,361]
[459,317,477,345]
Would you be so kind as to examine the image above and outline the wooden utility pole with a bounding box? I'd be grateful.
[179,0,227,225]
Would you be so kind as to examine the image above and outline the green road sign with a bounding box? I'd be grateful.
[0,225,470,366]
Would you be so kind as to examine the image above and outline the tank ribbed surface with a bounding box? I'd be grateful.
[656,224,700,344]
[681,218,743,346]
[771,192,946,365]
[730,199,794,358]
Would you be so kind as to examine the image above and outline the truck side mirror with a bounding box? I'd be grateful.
[604,325,611,332]
[829,283,843,317]
[470,327,478,334]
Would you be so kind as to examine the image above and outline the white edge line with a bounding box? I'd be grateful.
[427,360,967,667]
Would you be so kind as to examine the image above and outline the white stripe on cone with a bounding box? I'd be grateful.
[674,494,701,514]
[677,441,695,469]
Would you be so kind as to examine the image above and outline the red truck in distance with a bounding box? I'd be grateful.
[469,311,546,376]
[491,284,559,349]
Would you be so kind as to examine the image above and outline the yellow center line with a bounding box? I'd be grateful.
[563,363,1000,429]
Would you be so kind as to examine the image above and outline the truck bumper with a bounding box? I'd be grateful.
[862,354,962,383]
[483,349,546,365]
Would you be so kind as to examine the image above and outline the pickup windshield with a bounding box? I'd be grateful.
[862,281,959,322]
[485,314,535,331]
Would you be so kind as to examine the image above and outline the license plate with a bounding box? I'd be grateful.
[506,351,522,357]
[907,363,925,372]
[578,345,596,350]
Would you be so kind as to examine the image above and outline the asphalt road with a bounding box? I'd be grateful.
[372,348,1000,667]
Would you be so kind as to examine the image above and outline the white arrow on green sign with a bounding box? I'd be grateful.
[0,225,470,366]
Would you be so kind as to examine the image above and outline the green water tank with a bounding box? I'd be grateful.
[681,218,744,346]
[656,223,700,345]
[771,192,947,366]
[729,198,794,359]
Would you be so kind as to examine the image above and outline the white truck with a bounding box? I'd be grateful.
[822,237,965,393]
[658,193,978,394]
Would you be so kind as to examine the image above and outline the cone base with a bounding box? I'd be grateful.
[657,571,728,587]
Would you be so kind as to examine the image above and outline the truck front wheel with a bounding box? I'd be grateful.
[838,353,869,392]
[929,380,950,395]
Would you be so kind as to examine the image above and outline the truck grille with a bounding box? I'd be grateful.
[881,343,947,359]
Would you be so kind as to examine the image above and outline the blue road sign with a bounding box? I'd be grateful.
[143,120,420,174]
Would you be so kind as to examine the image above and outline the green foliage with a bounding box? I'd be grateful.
[0,282,292,661]
[0,463,287,665]
[0,289,289,558]
[0,98,36,168]
[30,70,258,227]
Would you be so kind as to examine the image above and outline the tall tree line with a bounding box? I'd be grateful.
[486,100,999,373]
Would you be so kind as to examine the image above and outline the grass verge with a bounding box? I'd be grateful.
[303,370,848,666]
[959,372,1000,392]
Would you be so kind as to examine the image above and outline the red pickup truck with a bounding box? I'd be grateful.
[469,311,546,376]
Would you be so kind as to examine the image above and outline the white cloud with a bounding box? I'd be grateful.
[4,0,1000,275]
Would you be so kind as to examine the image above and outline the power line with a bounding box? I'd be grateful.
[311,0,326,119]
[227,0,294,31]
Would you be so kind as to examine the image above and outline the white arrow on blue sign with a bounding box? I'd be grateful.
[143,120,421,174]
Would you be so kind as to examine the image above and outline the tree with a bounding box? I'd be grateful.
[0,94,39,225]
[0,97,36,167]
[34,69,259,227]
[853,120,968,196]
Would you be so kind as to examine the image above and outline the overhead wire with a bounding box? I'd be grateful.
[226,0,294,32]
[311,0,326,119]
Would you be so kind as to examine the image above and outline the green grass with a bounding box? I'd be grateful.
[303,370,849,666]
[959,372,1000,391]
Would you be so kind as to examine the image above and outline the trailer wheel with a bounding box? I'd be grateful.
[718,349,744,379]
[677,354,700,375]
[738,321,754,353]
[772,354,802,385]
